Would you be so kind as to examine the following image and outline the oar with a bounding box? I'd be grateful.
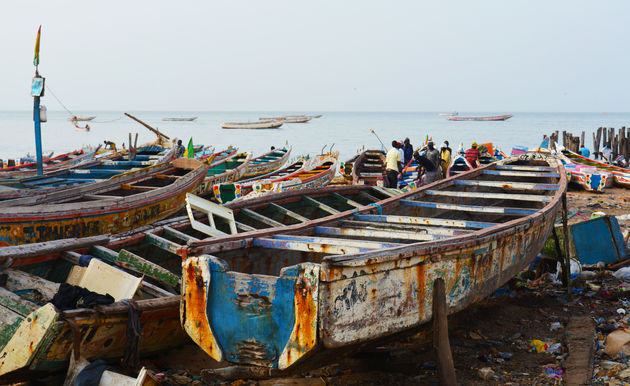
[370,128,387,150]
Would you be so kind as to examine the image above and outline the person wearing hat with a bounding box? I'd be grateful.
[425,141,441,180]
[465,142,481,168]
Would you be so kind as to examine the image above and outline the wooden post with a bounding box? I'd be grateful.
[580,131,585,148]
[562,193,571,298]
[433,278,457,385]
[562,131,567,148]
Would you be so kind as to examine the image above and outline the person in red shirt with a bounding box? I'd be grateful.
[465,142,481,168]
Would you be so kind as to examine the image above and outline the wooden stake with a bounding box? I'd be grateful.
[562,192,571,298]
[433,278,457,385]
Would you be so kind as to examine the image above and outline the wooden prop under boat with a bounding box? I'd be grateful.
[240,147,291,180]
[0,185,400,379]
[197,152,252,195]
[351,149,385,186]
[221,121,283,130]
[446,154,473,177]
[181,151,566,372]
[0,158,208,246]
[562,148,630,188]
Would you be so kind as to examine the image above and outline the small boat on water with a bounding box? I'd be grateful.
[68,116,96,122]
[222,121,283,129]
[561,148,630,188]
[438,112,458,116]
[162,117,198,121]
[351,149,385,186]
[181,150,566,372]
[0,185,397,379]
[284,116,311,123]
[240,147,291,180]
[259,117,286,122]
[448,114,513,121]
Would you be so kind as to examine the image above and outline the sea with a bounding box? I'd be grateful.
[1,111,629,163]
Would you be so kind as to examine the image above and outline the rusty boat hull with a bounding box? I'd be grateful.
[181,152,567,371]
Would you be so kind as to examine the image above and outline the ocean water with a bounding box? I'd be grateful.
[0,111,629,163]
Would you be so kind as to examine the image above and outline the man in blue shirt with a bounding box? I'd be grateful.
[579,144,590,158]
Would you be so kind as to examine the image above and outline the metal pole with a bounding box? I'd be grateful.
[33,94,43,176]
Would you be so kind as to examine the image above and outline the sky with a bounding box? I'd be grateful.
[1,1,629,112]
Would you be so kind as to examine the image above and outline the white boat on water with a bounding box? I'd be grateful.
[438,112,458,116]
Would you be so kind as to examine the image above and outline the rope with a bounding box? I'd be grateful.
[44,83,76,117]
[368,203,383,214]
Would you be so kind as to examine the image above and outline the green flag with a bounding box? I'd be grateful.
[184,137,194,158]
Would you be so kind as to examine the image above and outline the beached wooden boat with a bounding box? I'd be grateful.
[342,152,361,182]
[448,114,513,121]
[351,150,385,186]
[0,185,399,379]
[181,151,566,372]
[67,116,96,122]
[561,148,630,188]
[0,158,208,246]
[446,153,473,177]
[563,164,611,192]
[197,152,252,195]
[241,147,291,180]
[0,150,94,178]
[162,117,198,121]
[222,121,283,130]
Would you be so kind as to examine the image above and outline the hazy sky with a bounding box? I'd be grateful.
[2,1,629,112]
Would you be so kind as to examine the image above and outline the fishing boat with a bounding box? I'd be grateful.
[181,150,566,373]
[446,153,474,177]
[561,148,630,188]
[221,121,283,130]
[0,150,93,178]
[197,152,252,195]
[162,117,198,121]
[351,150,385,186]
[74,125,90,132]
[311,114,323,119]
[284,116,311,123]
[448,114,513,121]
[438,112,458,117]
[0,158,208,246]
[563,164,611,192]
[240,147,291,180]
[67,116,96,122]
[259,117,286,122]
[0,185,398,379]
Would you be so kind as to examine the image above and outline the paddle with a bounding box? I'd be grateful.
[370,128,387,150]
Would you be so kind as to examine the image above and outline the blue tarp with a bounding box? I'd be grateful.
[570,215,626,265]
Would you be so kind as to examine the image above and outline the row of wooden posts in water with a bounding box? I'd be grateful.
[548,127,630,160]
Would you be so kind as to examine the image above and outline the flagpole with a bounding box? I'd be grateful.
[32,26,44,176]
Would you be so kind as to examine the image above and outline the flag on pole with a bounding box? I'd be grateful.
[184,137,194,158]
[34,25,41,67]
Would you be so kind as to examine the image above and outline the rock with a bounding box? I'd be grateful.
[478,367,495,380]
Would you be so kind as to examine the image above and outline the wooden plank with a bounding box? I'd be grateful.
[62,251,81,264]
[495,165,557,172]
[453,180,559,190]
[302,196,340,215]
[235,221,256,232]
[83,194,120,200]
[240,208,284,228]
[339,219,474,236]
[352,214,497,229]
[358,191,380,203]
[121,184,157,191]
[331,193,363,209]
[155,174,180,180]
[372,186,396,197]
[253,237,371,254]
[271,234,402,250]
[399,199,538,215]
[315,226,442,241]
[432,278,457,385]
[424,190,552,202]
[269,203,310,223]
[564,316,595,385]
[4,270,60,302]
[482,170,560,178]
[89,245,118,264]
[0,287,39,316]
[140,280,176,297]
[163,226,200,243]
[0,235,110,262]
[118,249,180,288]
[144,232,183,255]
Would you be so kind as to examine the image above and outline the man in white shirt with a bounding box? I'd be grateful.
[385,141,402,188]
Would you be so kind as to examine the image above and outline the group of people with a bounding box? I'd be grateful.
[384,139,485,188]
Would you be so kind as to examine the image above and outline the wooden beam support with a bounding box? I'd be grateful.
[235,221,257,232]
[482,170,560,178]
[424,190,551,203]
[339,220,473,236]
[302,196,340,215]
[453,180,559,191]
[399,199,538,215]
[358,191,380,203]
[353,214,497,229]
[315,226,442,241]
[495,165,557,172]
[271,234,402,249]
[253,237,371,254]
[240,208,285,228]
[432,278,457,385]
[269,203,310,223]
[331,192,363,208]
[163,226,199,243]
[144,232,183,255]
[372,186,397,197]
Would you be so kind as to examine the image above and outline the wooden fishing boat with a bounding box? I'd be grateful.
[214,157,308,203]
[259,117,286,122]
[351,150,385,186]
[222,121,283,130]
[240,147,291,180]
[311,114,323,119]
[446,153,473,177]
[197,152,252,195]
[0,150,92,178]
[181,151,566,373]
[74,125,90,132]
[67,116,96,122]
[0,158,208,246]
[342,152,361,182]
[561,148,630,188]
[0,185,399,379]
[563,164,611,192]
[448,114,513,121]
[162,117,198,121]
[284,116,311,123]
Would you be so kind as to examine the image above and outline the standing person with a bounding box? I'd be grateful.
[579,144,591,158]
[175,139,186,158]
[465,142,481,168]
[402,138,414,165]
[385,140,402,188]
[425,141,441,179]
[397,142,405,167]
[602,145,612,162]
[440,142,452,178]
[413,150,438,185]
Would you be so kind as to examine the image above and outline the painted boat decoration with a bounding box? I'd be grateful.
[446,153,473,177]
[196,145,238,163]
[0,185,399,378]
[67,116,96,122]
[240,147,291,180]
[222,121,283,130]
[214,157,307,203]
[181,151,566,372]
[0,158,208,246]
[563,164,611,192]
[351,150,385,186]
[162,117,198,121]
[562,148,630,188]
[448,114,513,121]
[197,152,252,195]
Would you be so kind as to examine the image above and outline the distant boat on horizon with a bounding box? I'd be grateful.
[438,112,458,117]
[222,120,283,129]
[448,114,513,121]
[68,116,96,122]
[162,117,198,121]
